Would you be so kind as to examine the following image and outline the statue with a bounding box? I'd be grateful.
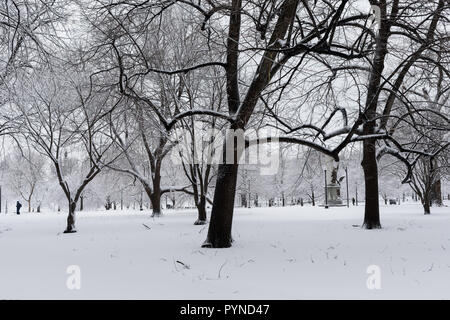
[331,166,338,184]
[324,157,344,206]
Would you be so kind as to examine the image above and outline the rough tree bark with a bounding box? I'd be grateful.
[423,193,431,215]
[150,188,162,217]
[362,138,381,228]
[202,162,239,247]
[194,195,207,225]
[64,202,77,233]
[431,179,442,206]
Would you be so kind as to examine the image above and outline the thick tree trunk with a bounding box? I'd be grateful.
[149,161,163,217]
[423,193,431,215]
[201,0,298,248]
[202,163,239,248]
[431,179,443,206]
[150,190,162,217]
[194,196,207,225]
[358,2,392,229]
[362,139,381,229]
[64,201,77,233]
[423,201,431,215]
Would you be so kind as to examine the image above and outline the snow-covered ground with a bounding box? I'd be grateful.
[0,202,449,299]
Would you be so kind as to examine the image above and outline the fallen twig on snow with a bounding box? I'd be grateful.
[176,260,191,269]
[142,223,151,230]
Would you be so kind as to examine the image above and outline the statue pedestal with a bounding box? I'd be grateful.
[323,183,345,207]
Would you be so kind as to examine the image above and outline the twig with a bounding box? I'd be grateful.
[142,223,151,230]
[176,260,191,270]
[218,260,227,278]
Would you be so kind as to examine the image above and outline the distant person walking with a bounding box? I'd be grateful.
[16,201,22,215]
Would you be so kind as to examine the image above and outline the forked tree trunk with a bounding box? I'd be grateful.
[194,196,207,225]
[64,201,77,233]
[202,163,239,248]
[202,0,299,248]
[362,139,381,229]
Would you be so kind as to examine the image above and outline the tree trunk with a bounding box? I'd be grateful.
[202,163,239,248]
[362,139,381,229]
[64,202,77,233]
[80,195,84,211]
[423,193,431,215]
[359,2,391,229]
[431,179,443,206]
[150,190,162,217]
[194,195,207,225]
[28,200,31,213]
[201,0,298,248]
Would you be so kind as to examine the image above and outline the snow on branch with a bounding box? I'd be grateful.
[166,109,235,131]
[377,146,414,184]
[142,62,227,76]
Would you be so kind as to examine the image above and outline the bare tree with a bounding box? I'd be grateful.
[0,0,68,137]
[356,0,448,228]
[409,158,442,214]
[108,98,183,217]
[12,67,115,232]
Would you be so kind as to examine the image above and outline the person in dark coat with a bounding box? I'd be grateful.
[16,201,22,215]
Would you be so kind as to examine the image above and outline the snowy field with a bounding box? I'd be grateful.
[1,202,449,300]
